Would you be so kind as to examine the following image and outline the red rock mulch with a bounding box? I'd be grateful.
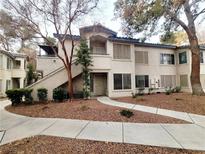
[0,136,204,154]
[5,99,188,123]
[113,93,205,115]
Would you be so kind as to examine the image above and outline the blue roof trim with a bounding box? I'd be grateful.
[53,34,81,40]
[109,36,177,49]
[178,45,205,50]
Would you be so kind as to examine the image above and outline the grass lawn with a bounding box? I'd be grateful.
[113,93,205,115]
[5,99,187,123]
[0,135,205,154]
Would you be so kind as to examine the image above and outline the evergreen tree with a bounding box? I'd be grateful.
[75,40,93,99]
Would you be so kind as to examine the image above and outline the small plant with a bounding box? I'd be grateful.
[165,87,172,95]
[138,87,145,96]
[53,88,67,102]
[120,110,134,118]
[131,92,136,98]
[148,87,154,95]
[37,88,48,101]
[175,86,181,93]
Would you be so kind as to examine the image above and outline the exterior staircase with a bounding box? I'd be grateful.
[27,63,82,100]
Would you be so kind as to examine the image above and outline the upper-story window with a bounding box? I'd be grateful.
[160,53,175,65]
[200,51,204,63]
[113,43,131,60]
[179,51,187,64]
[135,51,148,64]
[7,57,12,69]
[0,55,3,69]
[13,60,21,69]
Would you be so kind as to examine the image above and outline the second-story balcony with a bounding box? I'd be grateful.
[90,35,107,55]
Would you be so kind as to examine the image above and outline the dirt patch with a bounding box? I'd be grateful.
[113,93,205,115]
[0,135,204,154]
[5,99,187,123]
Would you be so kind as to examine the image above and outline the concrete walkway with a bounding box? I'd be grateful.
[1,98,205,151]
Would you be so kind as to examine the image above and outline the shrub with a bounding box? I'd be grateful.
[37,88,48,101]
[22,89,33,104]
[138,87,145,96]
[175,86,181,93]
[120,110,134,118]
[148,88,154,95]
[6,89,24,106]
[53,88,67,102]
[165,87,172,95]
[23,89,33,104]
[131,92,136,98]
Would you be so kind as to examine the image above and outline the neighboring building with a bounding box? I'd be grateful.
[29,24,205,100]
[0,50,26,97]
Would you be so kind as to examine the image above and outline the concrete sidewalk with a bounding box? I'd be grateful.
[1,99,205,151]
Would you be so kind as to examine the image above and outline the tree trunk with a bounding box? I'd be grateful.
[67,65,74,101]
[190,38,204,95]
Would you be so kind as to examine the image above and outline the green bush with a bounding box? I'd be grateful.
[23,89,33,104]
[138,87,145,96]
[120,110,134,118]
[6,88,33,106]
[175,86,181,93]
[53,88,67,102]
[165,87,172,95]
[148,87,154,95]
[131,92,136,98]
[37,88,48,101]
[6,89,24,106]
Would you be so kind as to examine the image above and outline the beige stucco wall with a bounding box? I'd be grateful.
[0,53,26,97]
[36,56,63,76]
[35,28,205,99]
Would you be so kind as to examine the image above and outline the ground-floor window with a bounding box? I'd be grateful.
[135,75,149,88]
[114,74,131,90]
[6,80,11,91]
[160,75,176,88]
[180,75,189,87]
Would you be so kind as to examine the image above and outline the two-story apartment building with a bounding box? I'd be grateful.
[0,50,26,97]
[30,24,205,100]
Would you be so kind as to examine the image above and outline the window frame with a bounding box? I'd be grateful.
[135,75,149,88]
[160,53,175,65]
[180,75,189,88]
[7,57,12,70]
[113,73,131,90]
[135,51,149,64]
[113,43,131,60]
[6,80,11,91]
[179,51,187,64]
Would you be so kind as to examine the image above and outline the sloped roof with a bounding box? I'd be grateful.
[53,34,81,41]
[80,24,117,37]
[0,50,26,59]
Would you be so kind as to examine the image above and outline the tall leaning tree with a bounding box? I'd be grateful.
[115,0,205,95]
[3,0,99,100]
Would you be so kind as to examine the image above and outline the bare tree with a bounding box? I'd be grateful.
[0,10,36,51]
[4,0,99,100]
